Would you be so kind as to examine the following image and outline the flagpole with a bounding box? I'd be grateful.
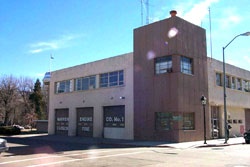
[49,54,51,72]
[50,54,54,72]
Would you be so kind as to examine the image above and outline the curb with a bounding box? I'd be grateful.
[195,142,245,148]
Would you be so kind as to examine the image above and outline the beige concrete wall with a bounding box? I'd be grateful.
[227,107,245,136]
[48,53,134,140]
[208,58,250,137]
[208,58,250,107]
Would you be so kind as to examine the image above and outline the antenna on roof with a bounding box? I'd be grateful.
[141,0,143,25]
[140,0,149,25]
[209,7,213,59]
[146,0,149,25]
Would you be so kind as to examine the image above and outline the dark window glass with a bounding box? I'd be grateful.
[100,73,109,87]
[216,73,222,86]
[231,77,236,89]
[183,113,195,130]
[55,80,72,94]
[181,56,193,74]
[119,70,124,85]
[237,78,241,90]
[89,76,96,89]
[82,78,89,90]
[100,70,124,88]
[155,112,173,130]
[226,75,230,88]
[109,71,118,86]
[155,56,172,74]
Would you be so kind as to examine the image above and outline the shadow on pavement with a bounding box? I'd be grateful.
[1,135,135,156]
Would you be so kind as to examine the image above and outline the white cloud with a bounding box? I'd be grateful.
[150,0,219,25]
[226,59,239,67]
[182,0,219,25]
[219,8,241,29]
[243,55,250,64]
[29,49,43,54]
[29,34,83,54]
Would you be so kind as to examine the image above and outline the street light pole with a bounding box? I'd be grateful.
[222,31,250,144]
[201,95,207,144]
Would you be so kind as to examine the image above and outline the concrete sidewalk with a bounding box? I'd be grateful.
[1,133,246,149]
[163,137,246,149]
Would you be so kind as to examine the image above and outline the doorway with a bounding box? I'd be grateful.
[211,106,220,138]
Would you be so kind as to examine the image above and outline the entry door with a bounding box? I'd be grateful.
[211,106,220,138]
[76,107,94,137]
[55,109,69,135]
[245,109,250,131]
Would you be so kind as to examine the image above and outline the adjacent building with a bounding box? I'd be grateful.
[208,58,250,138]
[47,53,134,139]
[44,13,250,142]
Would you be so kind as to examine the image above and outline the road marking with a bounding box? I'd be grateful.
[0,155,61,165]
[26,159,83,167]
[85,151,150,160]
[26,151,150,167]
[0,148,144,165]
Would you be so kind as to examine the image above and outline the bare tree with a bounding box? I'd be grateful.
[17,77,36,125]
[0,75,18,125]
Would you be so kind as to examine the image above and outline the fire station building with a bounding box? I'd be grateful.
[44,13,250,142]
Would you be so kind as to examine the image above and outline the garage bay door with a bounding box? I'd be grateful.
[55,109,69,135]
[76,107,94,137]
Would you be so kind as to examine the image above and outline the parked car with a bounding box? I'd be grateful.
[13,124,24,130]
[0,138,9,154]
[244,129,250,144]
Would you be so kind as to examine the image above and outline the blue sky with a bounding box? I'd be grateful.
[1,0,250,81]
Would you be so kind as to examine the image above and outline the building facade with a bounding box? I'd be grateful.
[47,53,134,140]
[45,14,250,142]
[208,58,250,138]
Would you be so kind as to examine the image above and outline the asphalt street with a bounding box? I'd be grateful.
[1,135,250,167]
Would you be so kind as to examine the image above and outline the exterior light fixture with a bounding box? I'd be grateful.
[201,95,207,144]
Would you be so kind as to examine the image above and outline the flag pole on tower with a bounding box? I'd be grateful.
[50,54,54,72]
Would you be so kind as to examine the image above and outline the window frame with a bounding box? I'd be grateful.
[155,112,173,131]
[216,73,222,86]
[181,56,193,75]
[55,80,73,94]
[237,78,242,90]
[182,112,195,130]
[74,75,96,91]
[155,56,172,74]
[100,70,124,88]
[226,75,230,88]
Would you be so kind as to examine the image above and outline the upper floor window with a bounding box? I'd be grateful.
[226,75,230,88]
[231,77,236,89]
[155,56,172,74]
[55,80,73,94]
[237,78,242,90]
[75,75,96,91]
[181,56,193,75]
[243,80,249,92]
[100,70,124,88]
[216,73,222,86]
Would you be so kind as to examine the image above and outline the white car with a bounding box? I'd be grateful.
[0,138,9,154]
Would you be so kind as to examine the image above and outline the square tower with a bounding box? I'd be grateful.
[133,13,208,142]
